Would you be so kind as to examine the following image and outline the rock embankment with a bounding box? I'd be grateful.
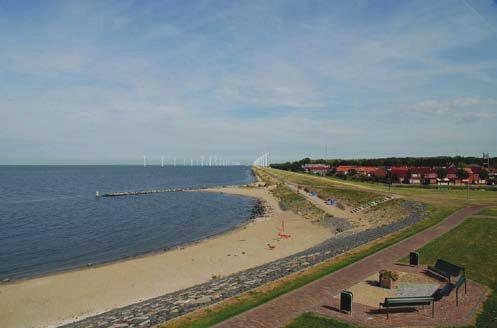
[62,201,425,328]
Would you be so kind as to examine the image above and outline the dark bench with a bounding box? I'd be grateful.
[428,259,464,282]
[432,281,453,301]
[454,275,467,306]
[380,296,434,319]
[432,275,467,305]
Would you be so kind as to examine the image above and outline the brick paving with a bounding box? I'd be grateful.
[215,205,484,328]
[312,264,488,327]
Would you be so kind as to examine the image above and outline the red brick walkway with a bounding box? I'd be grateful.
[312,264,488,327]
[215,205,484,328]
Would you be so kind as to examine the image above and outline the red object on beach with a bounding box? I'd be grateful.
[278,220,291,238]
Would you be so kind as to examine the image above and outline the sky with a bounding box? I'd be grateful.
[1,0,497,164]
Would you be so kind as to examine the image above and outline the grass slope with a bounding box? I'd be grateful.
[285,312,362,328]
[271,183,327,220]
[477,207,497,217]
[266,169,381,207]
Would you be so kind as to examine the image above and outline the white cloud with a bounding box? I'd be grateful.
[406,96,497,123]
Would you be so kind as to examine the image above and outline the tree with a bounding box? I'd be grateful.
[479,169,489,180]
[386,171,400,184]
[457,168,469,180]
[437,168,447,179]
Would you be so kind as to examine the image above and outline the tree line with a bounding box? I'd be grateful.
[270,156,496,172]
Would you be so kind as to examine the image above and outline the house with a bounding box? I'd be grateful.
[409,167,430,184]
[424,168,438,184]
[464,167,480,184]
[389,167,409,182]
[446,167,458,179]
[407,167,439,184]
[355,166,380,176]
[488,169,497,185]
[302,164,331,176]
[336,165,355,175]
[445,167,463,184]
[437,178,450,186]
[372,168,387,178]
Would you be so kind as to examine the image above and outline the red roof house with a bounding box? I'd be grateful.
[390,167,409,179]
[336,165,355,174]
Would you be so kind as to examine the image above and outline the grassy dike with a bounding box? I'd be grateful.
[161,202,459,328]
[270,183,327,220]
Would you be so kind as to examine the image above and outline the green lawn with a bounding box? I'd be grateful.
[477,207,497,217]
[286,217,497,328]
[414,218,497,287]
[285,313,361,328]
[415,218,497,328]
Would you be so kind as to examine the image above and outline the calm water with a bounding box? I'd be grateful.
[0,166,255,280]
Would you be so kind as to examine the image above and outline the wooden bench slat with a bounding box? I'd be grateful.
[454,276,466,289]
[428,259,464,281]
[380,296,434,319]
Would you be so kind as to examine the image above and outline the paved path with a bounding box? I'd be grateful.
[215,205,483,328]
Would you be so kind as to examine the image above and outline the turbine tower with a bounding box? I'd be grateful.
[253,152,269,167]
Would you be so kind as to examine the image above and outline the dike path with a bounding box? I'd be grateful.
[215,205,483,328]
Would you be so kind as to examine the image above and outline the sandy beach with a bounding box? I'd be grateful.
[0,185,333,328]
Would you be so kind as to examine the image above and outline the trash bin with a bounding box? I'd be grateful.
[340,290,353,314]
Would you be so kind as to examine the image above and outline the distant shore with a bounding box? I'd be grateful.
[0,184,333,328]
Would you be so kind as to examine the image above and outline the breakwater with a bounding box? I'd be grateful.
[96,185,253,198]
[96,188,192,197]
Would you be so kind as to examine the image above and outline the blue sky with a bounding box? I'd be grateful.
[1,0,497,164]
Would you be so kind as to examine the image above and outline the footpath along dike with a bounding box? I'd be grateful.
[62,201,425,328]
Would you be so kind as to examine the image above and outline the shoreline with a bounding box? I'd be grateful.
[0,192,266,285]
[61,201,427,328]
[0,185,333,328]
